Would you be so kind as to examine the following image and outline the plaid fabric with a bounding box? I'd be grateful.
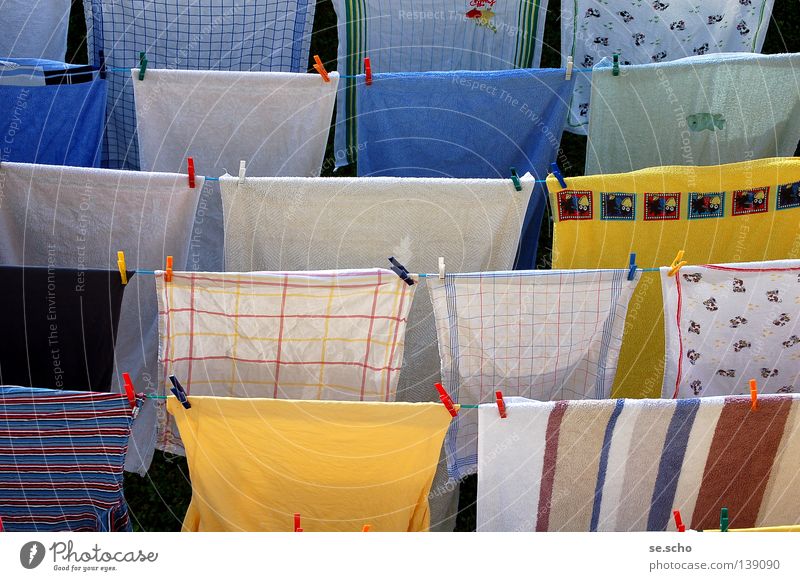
[428,269,639,480]
[156,269,415,454]
[83,0,316,169]
[0,387,140,532]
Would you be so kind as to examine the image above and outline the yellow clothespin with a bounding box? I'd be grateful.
[667,250,687,277]
[750,379,758,412]
[117,251,128,285]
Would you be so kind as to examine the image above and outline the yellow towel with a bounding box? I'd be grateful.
[167,397,452,531]
[547,158,800,398]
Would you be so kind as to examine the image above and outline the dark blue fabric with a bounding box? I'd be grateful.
[0,60,106,167]
[355,68,573,268]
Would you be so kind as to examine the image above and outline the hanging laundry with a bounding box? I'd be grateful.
[82,0,317,169]
[662,260,800,399]
[0,0,72,61]
[547,158,800,399]
[133,68,339,271]
[155,269,415,455]
[0,387,141,531]
[0,59,106,166]
[0,266,132,391]
[429,269,639,480]
[0,161,203,475]
[563,0,775,135]
[585,52,800,174]
[331,0,550,168]
[168,396,452,531]
[477,394,800,531]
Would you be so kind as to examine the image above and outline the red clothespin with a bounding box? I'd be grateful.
[364,57,372,86]
[0,514,4,532]
[434,383,458,417]
[122,373,136,408]
[187,157,196,188]
[165,255,173,283]
[750,379,758,412]
[362,524,371,532]
[673,510,686,532]
[294,513,301,532]
[313,55,330,83]
[495,390,507,419]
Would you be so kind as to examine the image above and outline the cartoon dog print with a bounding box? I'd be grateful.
[729,316,748,328]
[773,313,791,327]
[777,386,794,393]
[693,43,709,55]
[633,33,645,46]
[618,11,634,23]
[585,8,601,17]
[761,368,779,378]
[732,278,745,293]
[707,15,724,24]
[733,340,751,352]
[683,273,702,283]
[688,320,701,334]
[767,290,782,303]
[703,297,718,311]
[670,20,685,31]
[578,102,590,117]
[582,55,594,68]
[717,369,736,378]
[783,335,800,348]
[737,20,750,36]
[690,380,703,396]
[687,349,700,364]
[652,51,668,62]
[594,37,609,46]
[652,1,670,10]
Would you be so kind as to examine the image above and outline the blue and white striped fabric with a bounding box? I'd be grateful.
[0,387,140,532]
[82,0,317,170]
[427,269,640,480]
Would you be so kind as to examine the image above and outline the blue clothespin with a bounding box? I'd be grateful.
[612,53,620,77]
[627,253,637,281]
[138,52,147,81]
[388,257,415,286]
[510,167,522,191]
[550,162,567,189]
[168,375,191,409]
[98,50,106,80]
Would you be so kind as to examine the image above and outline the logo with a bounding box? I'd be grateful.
[20,542,46,569]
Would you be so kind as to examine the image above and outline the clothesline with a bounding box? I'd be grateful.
[143,393,481,407]
[132,267,663,276]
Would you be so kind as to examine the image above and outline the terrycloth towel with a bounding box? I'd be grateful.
[355,68,573,268]
[0,162,203,475]
[168,396,453,531]
[477,394,800,531]
[0,59,106,166]
[331,0,550,167]
[0,266,132,392]
[82,0,317,170]
[0,0,71,61]
[429,268,639,480]
[585,53,800,175]
[547,158,800,399]
[155,269,415,455]
[133,68,339,271]
[662,260,800,399]
[564,0,775,135]
[0,387,141,532]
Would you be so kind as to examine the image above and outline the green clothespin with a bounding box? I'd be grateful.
[138,52,148,81]
[612,53,620,77]
[720,507,729,532]
[510,167,522,191]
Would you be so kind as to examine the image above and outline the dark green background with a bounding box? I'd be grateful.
[64,0,799,531]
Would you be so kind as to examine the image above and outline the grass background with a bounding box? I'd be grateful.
[64,0,800,531]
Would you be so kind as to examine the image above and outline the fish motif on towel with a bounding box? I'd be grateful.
[687,113,726,132]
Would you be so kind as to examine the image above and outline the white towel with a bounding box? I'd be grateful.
[0,162,202,475]
[0,0,71,61]
[563,0,775,135]
[429,268,640,480]
[662,260,800,399]
[585,52,800,175]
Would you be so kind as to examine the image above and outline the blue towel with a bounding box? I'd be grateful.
[356,68,574,268]
[0,60,106,167]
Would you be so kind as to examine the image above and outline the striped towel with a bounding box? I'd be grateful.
[478,395,800,531]
[429,269,639,480]
[0,387,140,532]
[155,269,415,455]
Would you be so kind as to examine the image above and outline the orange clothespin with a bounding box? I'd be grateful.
[364,57,372,85]
[495,390,507,419]
[165,255,173,282]
[117,251,128,285]
[187,157,196,188]
[673,510,686,532]
[434,383,458,417]
[667,250,687,277]
[313,55,330,82]
[122,372,136,408]
[750,379,759,411]
[294,513,301,532]
[362,524,371,532]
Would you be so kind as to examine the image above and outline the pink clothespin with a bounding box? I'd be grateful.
[364,57,372,86]
[122,373,136,408]
[495,390,507,419]
[187,157,196,188]
[434,383,458,417]
[673,510,686,532]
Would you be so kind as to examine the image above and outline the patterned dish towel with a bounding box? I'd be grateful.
[477,394,800,531]
[662,260,800,399]
[428,268,640,480]
[563,0,775,135]
[0,387,141,531]
[156,269,415,455]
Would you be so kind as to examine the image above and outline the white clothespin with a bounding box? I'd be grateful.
[438,257,446,280]
[238,160,247,185]
[565,56,573,81]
